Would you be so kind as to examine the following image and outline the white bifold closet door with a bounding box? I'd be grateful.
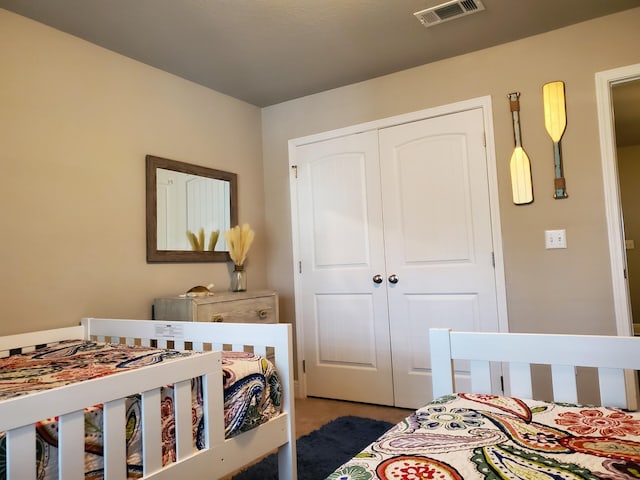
[294,107,501,408]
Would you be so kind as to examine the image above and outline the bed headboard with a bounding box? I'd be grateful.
[429,328,640,409]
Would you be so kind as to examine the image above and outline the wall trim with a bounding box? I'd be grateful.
[595,62,640,337]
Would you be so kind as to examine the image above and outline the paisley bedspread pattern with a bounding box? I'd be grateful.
[0,340,281,480]
[328,393,640,480]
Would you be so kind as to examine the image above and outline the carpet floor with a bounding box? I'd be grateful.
[231,415,394,479]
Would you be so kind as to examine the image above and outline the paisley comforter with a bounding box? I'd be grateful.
[0,340,281,479]
[328,393,640,480]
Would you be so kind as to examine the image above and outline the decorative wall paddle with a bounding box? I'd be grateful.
[508,92,533,205]
[543,81,568,199]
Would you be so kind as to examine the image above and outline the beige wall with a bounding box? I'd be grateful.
[3,6,640,350]
[262,8,640,341]
[618,145,640,321]
[0,9,267,334]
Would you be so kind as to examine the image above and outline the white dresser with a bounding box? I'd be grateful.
[152,290,278,324]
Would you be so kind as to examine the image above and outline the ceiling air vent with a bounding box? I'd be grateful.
[414,0,485,27]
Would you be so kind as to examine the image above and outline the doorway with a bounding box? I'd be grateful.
[596,63,640,337]
[613,80,640,326]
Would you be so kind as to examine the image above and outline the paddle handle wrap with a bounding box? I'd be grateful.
[554,178,568,198]
[508,93,524,148]
[553,141,568,198]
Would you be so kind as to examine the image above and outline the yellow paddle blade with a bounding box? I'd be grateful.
[543,81,566,142]
[510,147,533,204]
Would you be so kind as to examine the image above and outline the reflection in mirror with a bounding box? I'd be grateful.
[156,168,230,251]
[146,155,237,263]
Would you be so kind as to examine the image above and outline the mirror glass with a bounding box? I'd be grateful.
[146,155,237,262]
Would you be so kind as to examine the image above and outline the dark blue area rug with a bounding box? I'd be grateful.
[232,415,394,480]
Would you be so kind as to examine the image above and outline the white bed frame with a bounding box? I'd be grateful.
[430,328,640,409]
[0,318,297,480]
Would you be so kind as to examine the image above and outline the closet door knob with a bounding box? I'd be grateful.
[388,274,399,284]
[372,274,383,284]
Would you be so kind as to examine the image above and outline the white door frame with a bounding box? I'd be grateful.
[288,96,509,398]
[596,62,640,337]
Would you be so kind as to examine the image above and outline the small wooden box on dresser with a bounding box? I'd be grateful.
[152,290,278,325]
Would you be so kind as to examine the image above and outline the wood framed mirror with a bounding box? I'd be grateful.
[146,155,237,262]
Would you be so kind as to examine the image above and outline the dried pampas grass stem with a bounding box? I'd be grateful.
[225,223,255,266]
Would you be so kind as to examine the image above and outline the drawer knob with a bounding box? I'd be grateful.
[210,314,224,323]
[258,309,268,319]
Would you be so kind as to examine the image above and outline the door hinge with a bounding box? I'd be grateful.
[491,251,495,267]
[291,165,298,178]
[302,360,306,373]
[624,268,628,279]
[299,261,302,274]
[500,375,504,393]
[483,131,486,147]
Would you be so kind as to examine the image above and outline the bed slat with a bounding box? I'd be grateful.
[551,365,578,403]
[104,398,127,480]
[599,367,627,408]
[470,360,492,393]
[6,425,36,480]
[142,388,163,476]
[509,362,533,399]
[429,329,455,398]
[59,410,85,480]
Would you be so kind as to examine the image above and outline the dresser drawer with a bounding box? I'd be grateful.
[195,295,276,324]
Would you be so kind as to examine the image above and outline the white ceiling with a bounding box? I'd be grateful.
[2,0,639,108]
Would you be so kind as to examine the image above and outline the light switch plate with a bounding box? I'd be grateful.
[545,229,567,249]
